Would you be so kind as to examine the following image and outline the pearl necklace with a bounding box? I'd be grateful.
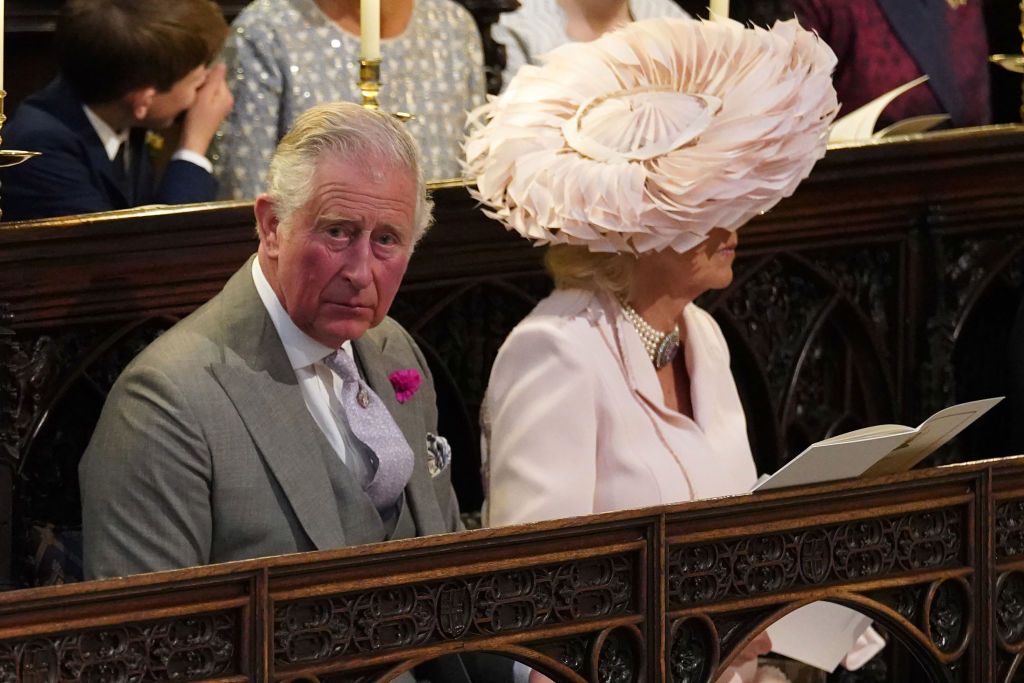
[617,296,680,370]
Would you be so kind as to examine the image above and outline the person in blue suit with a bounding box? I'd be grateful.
[0,0,234,222]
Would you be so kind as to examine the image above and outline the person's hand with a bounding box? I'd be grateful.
[180,62,234,156]
[736,631,773,663]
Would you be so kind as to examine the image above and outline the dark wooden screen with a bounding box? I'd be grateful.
[0,456,1021,682]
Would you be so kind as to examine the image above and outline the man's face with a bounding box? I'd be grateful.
[142,64,208,129]
[259,155,417,348]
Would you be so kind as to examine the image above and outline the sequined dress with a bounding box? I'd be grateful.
[492,0,689,90]
[213,0,486,199]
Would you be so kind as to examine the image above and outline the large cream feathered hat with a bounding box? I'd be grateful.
[465,17,840,254]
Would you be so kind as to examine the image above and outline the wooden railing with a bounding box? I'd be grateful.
[0,456,1022,682]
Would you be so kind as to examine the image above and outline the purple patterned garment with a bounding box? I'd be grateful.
[794,0,991,129]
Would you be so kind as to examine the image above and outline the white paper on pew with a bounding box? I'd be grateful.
[752,397,1002,492]
[752,431,907,491]
[766,602,873,673]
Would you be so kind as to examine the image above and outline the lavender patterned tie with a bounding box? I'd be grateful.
[324,350,414,511]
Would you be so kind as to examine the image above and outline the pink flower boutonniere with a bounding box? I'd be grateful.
[388,369,422,403]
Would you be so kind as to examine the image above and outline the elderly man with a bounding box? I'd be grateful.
[80,102,460,578]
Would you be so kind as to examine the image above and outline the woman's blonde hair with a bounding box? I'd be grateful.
[544,244,636,297]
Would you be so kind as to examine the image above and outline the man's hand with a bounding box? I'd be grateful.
[180,63,234,157]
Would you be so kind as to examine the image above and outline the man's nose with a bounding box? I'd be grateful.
[339,238,373,289]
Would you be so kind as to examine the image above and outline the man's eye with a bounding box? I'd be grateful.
[376,233,399,246]
[326,226,348,239]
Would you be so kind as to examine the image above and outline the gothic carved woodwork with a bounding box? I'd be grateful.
[706,245,900,471]
[0,456,1013,683]
[0,330,58,471]
[0,611,240,682]
[996,496,1024,682]
[667,616,717,683]
[667,507,964,609]
[273,554,636,676]
[998,500,1024,562]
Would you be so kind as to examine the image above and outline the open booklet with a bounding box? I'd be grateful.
[828,75,950,144]
[755,397,1002,671]
[753,397,1002,493]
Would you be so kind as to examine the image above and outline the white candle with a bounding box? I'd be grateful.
[709,0,728,18]
[360,0,380,61]
[1,0,6,93]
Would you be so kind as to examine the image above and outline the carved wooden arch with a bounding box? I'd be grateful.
[269,547,646,681]
[727,589,973,683]
[706,249,898,473]
[995,483,1024,683]
[274,622,648,683]
[12,315,182,586]
[17,315,182,464]
[933,231,1024,462]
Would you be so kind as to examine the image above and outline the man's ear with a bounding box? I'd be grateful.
[254,194,282,258]
[124,87,156,123]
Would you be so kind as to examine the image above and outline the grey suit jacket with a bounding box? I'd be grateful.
[81,259,461,580]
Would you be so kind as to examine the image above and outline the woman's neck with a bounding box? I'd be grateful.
[626,265,696,333]
[557,0,632,42]
[627,291,689,335]
[315,0,414,39]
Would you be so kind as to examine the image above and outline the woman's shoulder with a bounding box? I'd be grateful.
[417,0,479,32]
[232,0,289,27]
[629,0,690,20]
[499,289,605,347]
[497,0,565,43]
[229,0,297,44]
[492,289,609,384]
[499,0,556,23]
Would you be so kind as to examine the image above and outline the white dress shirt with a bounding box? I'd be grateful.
[82,105,213,173]
[83,105,130,165]
[251,258,373,486]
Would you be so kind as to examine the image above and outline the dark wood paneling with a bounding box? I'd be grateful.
[0,456,1017,682]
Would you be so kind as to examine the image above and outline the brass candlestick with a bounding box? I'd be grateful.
[0,90,40,169]
[0,90,42,222]
[990,1,1024,121]
[358,58,414,121]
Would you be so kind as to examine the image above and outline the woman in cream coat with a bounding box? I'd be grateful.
[466,17,884,683]
[483,230,752,525]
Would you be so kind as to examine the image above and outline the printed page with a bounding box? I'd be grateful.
[815,423,910,446]
[863,397,1003,477]
[767,602,873,673]
[753,431,909,492]
[754,397,1003,492]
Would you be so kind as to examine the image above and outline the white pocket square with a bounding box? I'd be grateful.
[425,432,451,477]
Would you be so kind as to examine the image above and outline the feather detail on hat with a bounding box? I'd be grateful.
[464,17,839,254]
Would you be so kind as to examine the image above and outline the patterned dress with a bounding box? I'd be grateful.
[492,0,689,91]
[794,0,991,128]
[213,0,486,199]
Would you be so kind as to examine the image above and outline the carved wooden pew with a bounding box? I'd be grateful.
[1,127,1024,596]
[0,457,1021,682]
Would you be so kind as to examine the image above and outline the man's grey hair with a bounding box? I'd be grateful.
[265,101,434,240]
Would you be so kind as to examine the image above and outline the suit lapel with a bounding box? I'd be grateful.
[876,0,964,125]
[128,129,152,205]
[209,262,347,551]
[35,79,132,207]
[353,329,446,536]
